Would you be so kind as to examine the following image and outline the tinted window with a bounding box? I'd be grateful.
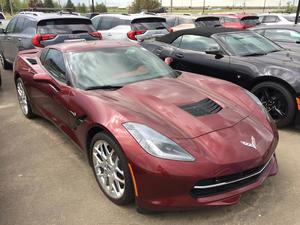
[6,17,17,33]
[131,18,168,30]
[22,18,37,34]
[43,49,66,83]
[98,16,115,30]
[262,16,279,23]
[92,16,101,29]
[178,17,193,25]
[37,19,94,34]
[14,18,24,33]
[223,17,239,23]
[179,35,220,52]
[171,35,182,47]
[241,17,260,26]
[195,18,221,27]
[264,29,300,42]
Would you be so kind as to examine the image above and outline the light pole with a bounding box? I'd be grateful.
[9,0,13,15]
[170,0,173,13]
[295,0,300,24]
[263,0,267,13]
[202,0,205,14]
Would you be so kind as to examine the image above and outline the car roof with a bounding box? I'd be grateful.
[157,27,241,43]
[47,40,137,53]
[17,11,89,21]
[93,13,165,21]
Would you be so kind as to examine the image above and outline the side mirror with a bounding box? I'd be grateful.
[164,57,173,65]
[205,48,224,59]
[33,73,60,91]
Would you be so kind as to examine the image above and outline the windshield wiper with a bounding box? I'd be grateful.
[85,85,123,91]
[243,52,266,57]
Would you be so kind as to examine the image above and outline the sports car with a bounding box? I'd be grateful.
[141,27,300,128]
[14,41,278,212]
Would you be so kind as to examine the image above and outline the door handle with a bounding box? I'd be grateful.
[175,53,184,58]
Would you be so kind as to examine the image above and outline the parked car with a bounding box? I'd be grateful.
[0,11,101,70]
[14,40,278,211]
[259,13,296,25]
[251,25,300,52]
[141,27,300,128]
[0,12,9,29]
[91,14,170,42]
[163,14,195,31]
[211,13,260,29]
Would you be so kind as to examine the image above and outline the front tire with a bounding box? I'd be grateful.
[251,81,296,128]
[90,132,134,205]
[16,78,35,119]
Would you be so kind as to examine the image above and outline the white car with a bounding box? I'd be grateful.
[259,13,297,25]
[91,13,170,42]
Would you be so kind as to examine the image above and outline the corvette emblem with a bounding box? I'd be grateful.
[240,136,257,150]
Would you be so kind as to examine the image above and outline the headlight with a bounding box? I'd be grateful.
[245,90,273,122]
[123,122,195,162]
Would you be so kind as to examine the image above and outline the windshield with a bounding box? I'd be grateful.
[241,17,260,26]
[217,32,282,56]
[68,46,175,89]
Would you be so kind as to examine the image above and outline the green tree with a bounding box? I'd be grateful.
[129,0,161,13]
[44,0,54,8]
[65,0,75,11]
[77,3,86,13]
[94,2,107,13]
[28,0,44,8]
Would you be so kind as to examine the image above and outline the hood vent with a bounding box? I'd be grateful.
[179,98,222,117]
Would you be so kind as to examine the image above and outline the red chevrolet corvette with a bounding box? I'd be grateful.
[14,41,278,212]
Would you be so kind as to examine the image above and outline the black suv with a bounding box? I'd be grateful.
[0,11,101,70]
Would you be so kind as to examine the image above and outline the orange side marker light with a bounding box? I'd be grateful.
[128,163,139,197]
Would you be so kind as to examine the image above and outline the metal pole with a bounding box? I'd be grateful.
[202,0,205,14]
[9,0,13,15]
[91,0,95,12]
[263,0,267,13]
[295,0,300,24]
[170,0,173,13]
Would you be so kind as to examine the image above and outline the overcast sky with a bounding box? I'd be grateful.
[65,0,296,8]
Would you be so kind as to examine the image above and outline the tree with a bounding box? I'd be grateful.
[28,0,44,8]
[65,0,75,11]
[129,0,161,13]
[94,3,107,13]
[44,0,54,8]
[77,3,87,13]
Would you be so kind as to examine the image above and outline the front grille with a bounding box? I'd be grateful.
[179,98,222,117]
[191,156,273,198]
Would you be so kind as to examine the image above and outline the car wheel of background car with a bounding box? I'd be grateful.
[90,132,134,205]
[0,53,11,70]
[16,78,35,119]
[252,81,296,128]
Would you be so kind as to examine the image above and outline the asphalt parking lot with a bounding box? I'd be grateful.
[0,69,300,225]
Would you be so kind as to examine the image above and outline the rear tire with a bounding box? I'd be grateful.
[251,81,296,128]
[90,132,134,205]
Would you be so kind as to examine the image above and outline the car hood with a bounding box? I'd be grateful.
[88,74,258,139]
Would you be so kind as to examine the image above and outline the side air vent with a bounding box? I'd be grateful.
[179,98,222,117]
[26,58,38,65]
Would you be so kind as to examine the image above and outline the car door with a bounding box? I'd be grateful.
[171,35,232,79]
[31,49,75,133]
[2,17,18,62]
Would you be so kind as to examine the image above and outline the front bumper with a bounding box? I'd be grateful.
[133,154,278,211]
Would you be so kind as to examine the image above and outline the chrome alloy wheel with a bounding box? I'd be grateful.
[92,140,125,199]
[17,80,28,115]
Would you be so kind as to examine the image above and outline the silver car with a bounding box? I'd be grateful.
[91,13,170,42]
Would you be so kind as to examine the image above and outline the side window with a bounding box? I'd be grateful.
[14,17,25,33]
[171,36,182,47]
[42,49,66,83]
[264,29,300,42]
[5,17,18,33]
[22,18,37,34]
[179,35,220,52]
[263,16,279,23]
[98,16,115,30]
